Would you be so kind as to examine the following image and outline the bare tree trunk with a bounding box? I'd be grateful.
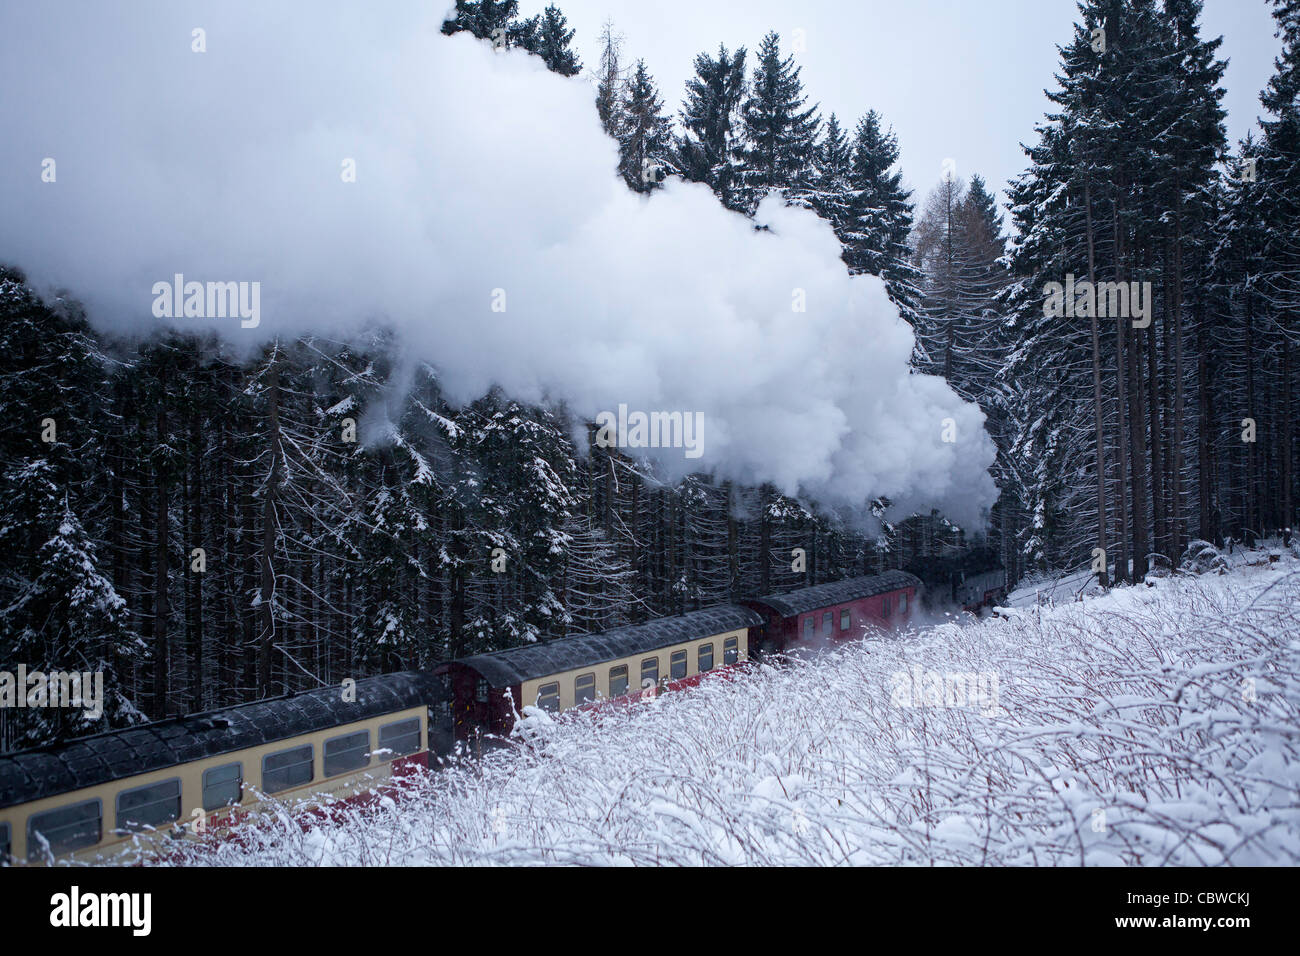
[1284,338,1294,534]
[1245,292,1258,544]
[187,409,203,713]
[258,353,280,695]
[1171,198,1188,558]
[1084,178,1109,586]
[1111,200,1131,582]
[725,481,738,599]
[1128,300,1151,580]
[153,407,170,718]
[1150,263,1169,560]
[1196,305,1214,542]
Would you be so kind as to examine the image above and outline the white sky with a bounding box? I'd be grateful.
[545,0,1281,215]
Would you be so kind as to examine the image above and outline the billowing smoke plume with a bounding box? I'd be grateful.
[0,1,997,528]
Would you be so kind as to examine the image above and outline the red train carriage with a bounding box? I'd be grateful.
[746,570,921,656]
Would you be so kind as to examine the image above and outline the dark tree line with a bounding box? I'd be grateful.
[0,266,958,749]
[987,0,1298,582]
[3,1,951,750]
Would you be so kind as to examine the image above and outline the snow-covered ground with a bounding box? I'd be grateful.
[157,551,1300,866]
[1005,566,1101,607]
[1003,538,1290,608]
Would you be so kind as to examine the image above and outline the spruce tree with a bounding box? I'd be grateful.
[801,113,856,225]
[440,0,518,43]
[617,59,675,193]
[675,44,748,212]
[737,31,820,214]
[523,5,581,76]
[840,111,923,324]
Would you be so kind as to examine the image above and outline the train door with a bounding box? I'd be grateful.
[751,619,783,662]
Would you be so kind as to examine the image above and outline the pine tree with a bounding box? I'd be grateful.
[840,111,923,323]
[0,267,140,746]
[443,0,580,78]
[1256,0,1300,535]
[617,59,675,193]
[674,44,748,212]
[736,31,820,214]
[440,0,518,43]
[1001,0,1233,579]
[522,5,581,76]
[801,113,855,224]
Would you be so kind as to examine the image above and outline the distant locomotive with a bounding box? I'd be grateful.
[0,570,921,864]
[905,546,1007,612]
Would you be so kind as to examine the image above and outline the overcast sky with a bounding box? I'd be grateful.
[544,0,1281,216]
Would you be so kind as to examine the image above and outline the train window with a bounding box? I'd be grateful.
[640,658,659,687]
[116,777,182,833]
[476,678,489,703]
[822,612,832,634]
[262,744,314,794]
[575,673,596,704]
[698,642,714,672]
[804,616,814,638]
[378,718,421,759]
[609,665,629,697]
[724,637,738,665]
[324,730,371,777]
[202,762,243,811]
[840,609,850,631]
[536,682,560,712]
[27,798,101,861]
[0,821,9,862]
[900,593,908,614]
[670,650,687,681]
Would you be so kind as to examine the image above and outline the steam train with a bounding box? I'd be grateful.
[0,567,974,864]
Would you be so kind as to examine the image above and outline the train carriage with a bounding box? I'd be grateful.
[0,672,442,865]
[746,570,921,655]
[438,604,763,742]
[2,571,934,864]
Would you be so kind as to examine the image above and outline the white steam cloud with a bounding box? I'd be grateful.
[0,1,997,528]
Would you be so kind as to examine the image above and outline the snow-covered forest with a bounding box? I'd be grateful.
[1,0,1298,754]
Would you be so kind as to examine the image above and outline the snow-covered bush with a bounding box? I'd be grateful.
[1180,539,1228,575]
[1145,552,1174,579]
